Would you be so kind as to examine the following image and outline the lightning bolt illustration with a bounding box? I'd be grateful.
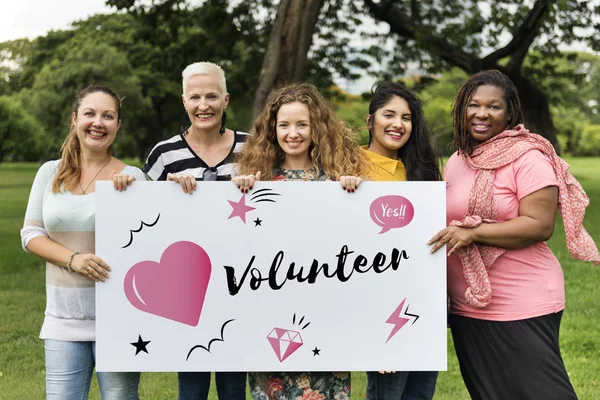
[385,298,410,343]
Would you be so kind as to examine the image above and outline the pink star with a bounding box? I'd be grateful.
[227,194,256,223]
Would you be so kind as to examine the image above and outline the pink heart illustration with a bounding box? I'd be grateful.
[124,241,211,326]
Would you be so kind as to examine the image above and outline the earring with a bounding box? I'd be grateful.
[179,111,190,135]
[220,110,227,135]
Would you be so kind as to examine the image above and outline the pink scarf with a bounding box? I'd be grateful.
[451,124,600,308]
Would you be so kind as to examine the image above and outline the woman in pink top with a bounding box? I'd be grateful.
[429,70,599,400]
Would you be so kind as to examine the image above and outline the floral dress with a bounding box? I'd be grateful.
[270,166,327,182]
[248,166,350,400]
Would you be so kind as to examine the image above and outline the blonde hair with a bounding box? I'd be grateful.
[182,62,227,95]
[237,83,369,180]
[52,85,121,193]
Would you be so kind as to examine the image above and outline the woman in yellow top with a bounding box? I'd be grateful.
[363,82,442,400]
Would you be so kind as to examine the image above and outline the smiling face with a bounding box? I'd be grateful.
[368,95,412,159]
[466,84,510,143]
[276,102,312,167]
[73,91,121,153]
[182,73,229,133]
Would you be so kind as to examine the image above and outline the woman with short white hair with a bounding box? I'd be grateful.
[141,61,248,400]
[142,61,249,192]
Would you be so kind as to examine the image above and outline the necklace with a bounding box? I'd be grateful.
[79,157,112,194]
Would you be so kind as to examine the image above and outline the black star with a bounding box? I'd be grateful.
[312,347,321,356]
[130,335,150,356]
[254,218,262,227]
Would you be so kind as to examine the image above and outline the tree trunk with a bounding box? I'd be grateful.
[251,0,325,122]
[506,72,560,152]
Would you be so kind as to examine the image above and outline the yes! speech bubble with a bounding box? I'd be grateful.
[370,195,415,234]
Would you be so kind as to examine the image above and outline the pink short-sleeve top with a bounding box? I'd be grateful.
[445,149,564,321]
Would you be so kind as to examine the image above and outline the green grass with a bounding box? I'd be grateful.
[1,159,599,399]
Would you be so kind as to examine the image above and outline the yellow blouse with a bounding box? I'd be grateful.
[362,146,407,182]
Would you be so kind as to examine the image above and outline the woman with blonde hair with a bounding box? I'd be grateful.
[21,84,144,399]
[234,82,369,399]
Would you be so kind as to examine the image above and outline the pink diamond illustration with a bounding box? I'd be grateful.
[267,327,304,362]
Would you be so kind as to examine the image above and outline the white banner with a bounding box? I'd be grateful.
[96,181,447,372]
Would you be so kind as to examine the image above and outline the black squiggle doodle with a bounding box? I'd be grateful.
[404,304,420,324]
[250,188,272,196]
[122,214,161,248]
[186,319,235,361]
[250,189,281,204]
[252,192,281,201]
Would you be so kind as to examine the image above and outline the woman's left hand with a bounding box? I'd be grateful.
[428,226,476,256]
[112,171,136,192]
[233,171,261,193]
[339,176,363,193]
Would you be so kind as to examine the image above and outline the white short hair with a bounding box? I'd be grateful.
[182,62,227,95]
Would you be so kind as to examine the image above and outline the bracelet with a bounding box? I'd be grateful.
[67,252,79,273]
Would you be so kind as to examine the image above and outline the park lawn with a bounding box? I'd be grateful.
[0,158,599,399]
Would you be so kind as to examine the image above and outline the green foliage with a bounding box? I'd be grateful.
[330,90,370,145]
[574,52,600,124]
[0,39,32,95]
[103,0,271,136]
[524,52,600,124]
[0,96,48,162]
[576,124,600,157]
[21,40,149,159]
[1,2,271,161]
[417,69,468,155]
[2,1,600,161]
[355,1,600,78]
[552,105,587,155]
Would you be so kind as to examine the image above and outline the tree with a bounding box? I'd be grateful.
[253,0,599,151]
[0,39,32,95]
[22,40,149,159]
[357,0,600,151]
[106,0,339,131]
[0,96,48,163]
[251,0,326,119]
[4,1,273,161]
[105,0,274,156]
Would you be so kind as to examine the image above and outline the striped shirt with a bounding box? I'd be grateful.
[143,131,249,181]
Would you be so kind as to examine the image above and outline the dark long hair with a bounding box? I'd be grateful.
[451,70,524,155]
[368,82,442,181]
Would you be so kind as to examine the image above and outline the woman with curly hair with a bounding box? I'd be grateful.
[234,82,369,189]
[234,82,369,399]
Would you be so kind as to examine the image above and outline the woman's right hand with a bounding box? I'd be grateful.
[167,173,197,194]
[232,171,261,193]
[70,253,111,282]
